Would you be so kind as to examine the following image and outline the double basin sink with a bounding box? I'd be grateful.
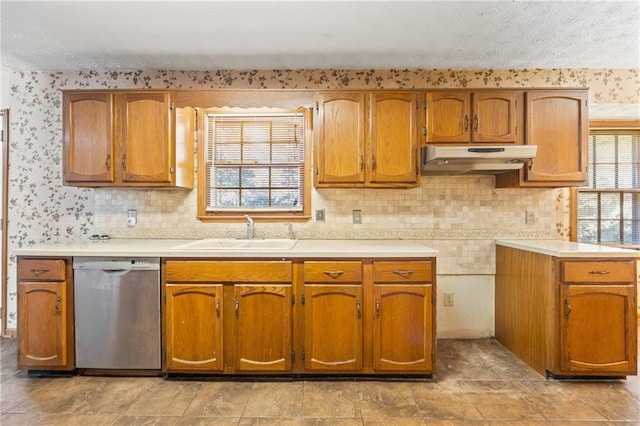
[172,238,298,251]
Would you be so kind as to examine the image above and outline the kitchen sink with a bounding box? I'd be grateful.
[172,238,298,250]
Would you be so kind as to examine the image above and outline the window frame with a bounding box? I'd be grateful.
[572,120,640,246]
[196,106,312,222]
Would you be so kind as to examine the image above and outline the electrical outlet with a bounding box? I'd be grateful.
[525,210,536,224]
[127,209,137,227]
[316,209,325,222]
[352,209,362,224]
[443,292,454,307]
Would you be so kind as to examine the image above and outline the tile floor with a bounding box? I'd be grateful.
[1,335,639,425]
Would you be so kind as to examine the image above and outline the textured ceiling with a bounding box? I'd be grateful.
[1,1,639,72]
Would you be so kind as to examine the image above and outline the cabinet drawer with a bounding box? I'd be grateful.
[561,260,636,283]
[18,259,66,281]
[166,261,292,283]
[373,261,432,283]
[303,261,362,283]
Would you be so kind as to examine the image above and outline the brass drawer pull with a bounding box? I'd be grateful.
[392,270,414,278]
[588,270,610,275]
[323,270,344,279]
[29,268,51,275]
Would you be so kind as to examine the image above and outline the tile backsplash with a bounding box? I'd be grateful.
[4,67,638,332]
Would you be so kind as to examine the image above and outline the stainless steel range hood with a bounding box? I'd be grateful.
[421,145,537,175]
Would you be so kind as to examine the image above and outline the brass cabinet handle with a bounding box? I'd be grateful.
[323,270,344,279]
[463,115,469,132]
[474,114,479,131]
[564,299,572,319]
[356,299,361,319]
[105,154,111,171]
[588,270,610,275]
[55,296,61,316]
[29,268,50,275]
[235,298,239,319]
[121,154,126,171]
[215,299,220,318]
[372,155,376,171]
[359,155,364,171]
[375,299,380,318]
[392,270,414,278]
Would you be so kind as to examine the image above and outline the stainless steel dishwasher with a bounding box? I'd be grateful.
[73,257,161,370]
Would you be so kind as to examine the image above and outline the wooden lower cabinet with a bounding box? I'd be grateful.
[304,284,363,371]
[234,284,292,371]
[17,258,74,370]
[163,257,436,376]
[495,246,637,377]
[165,284,223,372]
[373,284,433,372]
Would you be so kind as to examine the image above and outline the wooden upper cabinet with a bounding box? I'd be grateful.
[121,92,173,184]
[426,91,521,144]
[315,91,421,188]
[369,92,420,185]
[496,89,588,188]
[426,91,470,143]
[472,91,520,143]
[63,92,115,183]
[315,92,366,185]
[62,90,194,188]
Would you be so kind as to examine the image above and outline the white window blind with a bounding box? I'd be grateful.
[204,111,305,213]
[577,129,640,245]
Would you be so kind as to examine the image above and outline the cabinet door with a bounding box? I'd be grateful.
[63,92,115,183]
[165,284,223,372]
[426,92,470,143]
[234,285,292,371]
[560,284,637,375]
[373,284,433,372]
[472,92,520,143]
[369,92,420,185]
[18,282,68,368]
[524,91,588,183]
[304,285,362,371]
[120,92,174,184]
[315,92,366,185]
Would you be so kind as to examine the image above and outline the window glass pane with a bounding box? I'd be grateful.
[215,189,240,208]
[271,167,300,187]
[214,167,239,188]
[600,220,621,243]
[577,192,598,219]
[243,143,271,164]
[577,220,598,243]
[241,168,269,188]
[594,135,615,163]
[241,189,270,207]
[600,193,621,220]
[594,164,616,188]
[272,189,300,207]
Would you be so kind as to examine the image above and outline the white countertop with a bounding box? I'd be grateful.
[496,239,640,258]
[13,238,439,259]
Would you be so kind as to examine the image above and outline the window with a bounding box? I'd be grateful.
[197,107,311,221]
[576,124,640,245]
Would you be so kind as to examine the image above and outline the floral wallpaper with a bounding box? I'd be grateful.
[3,68,639,332]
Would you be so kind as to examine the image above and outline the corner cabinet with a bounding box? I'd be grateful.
[315,91,422,188]
[425,91,522,144]
[496,245,637,378]
[495,90,588,188]
[63,90,194,188]
[17,258,74,370]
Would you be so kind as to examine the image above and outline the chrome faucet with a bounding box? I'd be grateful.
[285,222,296,239]
[245,215,254,239]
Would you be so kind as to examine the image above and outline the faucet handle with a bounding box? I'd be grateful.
[284,222,295,240]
